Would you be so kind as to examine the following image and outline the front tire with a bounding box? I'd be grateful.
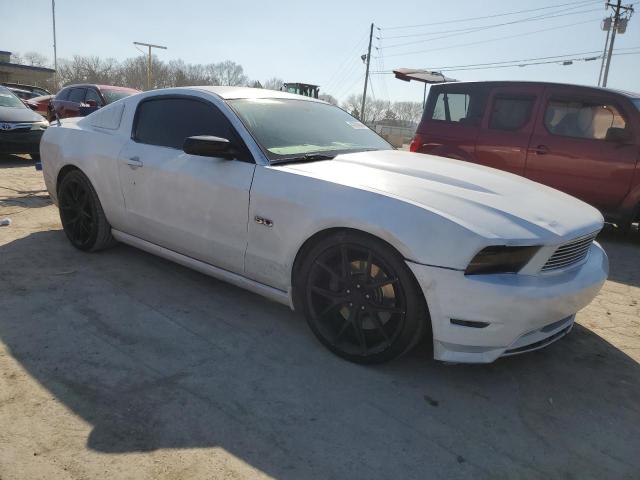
[58,169,115,251]
[297,231,429,364]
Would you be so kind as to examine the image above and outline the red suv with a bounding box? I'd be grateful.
[411,81,640,229]
[48,84,140,121]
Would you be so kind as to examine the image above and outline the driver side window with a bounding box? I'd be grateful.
[133,97,250,161]
[544,99,627,140]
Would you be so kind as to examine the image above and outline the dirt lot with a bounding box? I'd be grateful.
[1,155,639,480]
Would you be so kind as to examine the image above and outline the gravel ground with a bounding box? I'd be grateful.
[1,154,639,480]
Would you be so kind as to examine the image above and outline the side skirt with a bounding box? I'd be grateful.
[111,229,293,308]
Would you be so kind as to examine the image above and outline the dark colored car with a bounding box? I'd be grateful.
[0,85,49,158]
[411,81,640,229]
[48,84,140,121]
[1,82,51,99]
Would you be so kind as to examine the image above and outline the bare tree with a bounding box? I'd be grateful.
[392,101,424,124]
[342,93,362,118]
[209,60,248,86]
[263,77,284,91]
[319,93,338,105]
[22,51,50,67]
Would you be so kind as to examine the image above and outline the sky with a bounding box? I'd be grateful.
[1,0,638,103]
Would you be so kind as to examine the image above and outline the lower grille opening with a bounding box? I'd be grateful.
[450,319,490,329]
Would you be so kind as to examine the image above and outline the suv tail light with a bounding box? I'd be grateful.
[409,134,424,153]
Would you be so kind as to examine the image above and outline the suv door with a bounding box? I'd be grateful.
[526,87,638,211]
[474,85,543,175]
[117,95,255,274]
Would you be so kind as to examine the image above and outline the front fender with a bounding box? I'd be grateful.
[245,166,483,291]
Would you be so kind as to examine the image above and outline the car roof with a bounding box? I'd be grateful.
[435,80,640,99]
[191,85,325,102]
[61,84,140,92]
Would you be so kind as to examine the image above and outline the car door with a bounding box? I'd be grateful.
[474,85,543,176]
[526,87,638,211]
[117,95,255,274]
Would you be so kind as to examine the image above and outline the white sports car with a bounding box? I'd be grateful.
[40,86,608,364]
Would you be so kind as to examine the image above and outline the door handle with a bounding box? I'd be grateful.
[126,156,143,169]
[529,145,549,155]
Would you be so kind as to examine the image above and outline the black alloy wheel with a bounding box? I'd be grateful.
[299,232,428,364]
[58,169,115,251]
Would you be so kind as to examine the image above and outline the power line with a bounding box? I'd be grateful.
[379,6,603,47]
[371,48,640,72]
[380,17,601,58]
[324,30,369,93]
[380,0,601,30]
[370,49,640,73]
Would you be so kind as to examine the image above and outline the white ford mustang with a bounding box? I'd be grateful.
[40,86,608,364]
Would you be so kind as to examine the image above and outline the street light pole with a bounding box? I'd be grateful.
[133,41,167,90]
[52,0,58,90]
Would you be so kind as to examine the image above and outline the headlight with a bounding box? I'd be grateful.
[31,120,49,130]
[465,245,540,275]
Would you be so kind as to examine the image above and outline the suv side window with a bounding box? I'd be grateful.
[544,99,627,140]
[489,95,535,131]
[68,88,86,103]
[429,88,485,125]
[133,96,251,160]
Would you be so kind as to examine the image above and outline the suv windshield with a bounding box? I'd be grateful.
[228,98,392,161]
[0,86,26,108]
[101,89,136,104]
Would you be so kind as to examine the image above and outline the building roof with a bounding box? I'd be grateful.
[0,62,55,73]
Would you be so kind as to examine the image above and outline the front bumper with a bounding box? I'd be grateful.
[408,242,608,363]
[0,129,43,154]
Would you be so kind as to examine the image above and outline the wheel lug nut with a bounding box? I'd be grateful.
[349,302,353,307]
[346,289,351,294]
[360,306,365,310]
[356,284,361,289]
[365,294,370,299]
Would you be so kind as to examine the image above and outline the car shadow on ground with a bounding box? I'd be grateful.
[0,229,638,479]
[598,225,640,288]
[0,153,36,168]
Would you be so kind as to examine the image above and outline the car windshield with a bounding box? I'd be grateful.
[101,89,136,104]
[228,98,392,161]
[0,86,26,108]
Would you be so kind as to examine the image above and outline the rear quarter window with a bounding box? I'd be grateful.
[426,87,486,126]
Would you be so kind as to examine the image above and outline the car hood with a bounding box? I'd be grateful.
[0,105,43,123]
[274,149,603,243]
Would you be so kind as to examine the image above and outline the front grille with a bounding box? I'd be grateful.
[541,232,598,272]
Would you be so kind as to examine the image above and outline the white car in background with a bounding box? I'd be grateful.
[40,86,608,364]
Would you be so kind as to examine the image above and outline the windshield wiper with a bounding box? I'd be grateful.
[271,153,336,165]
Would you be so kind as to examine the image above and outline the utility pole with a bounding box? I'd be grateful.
[51,0,57,90]
[360,23,374,123]
[602,0,634,87]
[133,41,167,90]
[597,17,612,86]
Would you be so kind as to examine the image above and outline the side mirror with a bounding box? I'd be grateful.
[605,127,632,144]
[183,136,236,159]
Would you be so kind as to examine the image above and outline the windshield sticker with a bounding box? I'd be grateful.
[346,120,367,129]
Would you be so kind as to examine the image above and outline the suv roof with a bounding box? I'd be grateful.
[435,80,639,99]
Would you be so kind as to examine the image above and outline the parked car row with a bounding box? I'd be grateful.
[411,81,640,230]
[39,85,609,365]
[0,83,139,159]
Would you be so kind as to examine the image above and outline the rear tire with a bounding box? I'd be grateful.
[58,169,115,252]
[296,231,429,364]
